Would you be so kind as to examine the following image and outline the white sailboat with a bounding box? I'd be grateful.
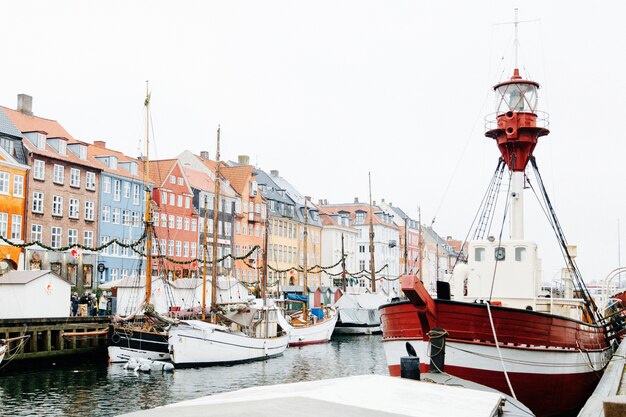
[167,127,288,367]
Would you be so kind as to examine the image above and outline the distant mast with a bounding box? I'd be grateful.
[368,172,376,293]
[303,198,308,296]
[211,126,221,319]
[143,81,153,308]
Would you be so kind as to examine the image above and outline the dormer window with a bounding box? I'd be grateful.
[37,134,46,150]
[355,211,366,224]
[109,156,117,169]
[58,140,67,155]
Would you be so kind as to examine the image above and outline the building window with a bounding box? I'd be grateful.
[69,198,80,219]
[103,176,111,193]
[51,227,62,248]
[70,168,80,188]
[175,241,182,256]
[160,239,166,254]
[85,201,95,221]
[68,228,78,246]
[191,219,197,232]
[86,172,96,190]
[13,175,24,197]
[31,224,42,242]
[113,179,121,201]
[0,172,9,194]
[177,195,182,207]
[53,164,64,184]
[0,213,7,237]
[178,177,183,186]
[184,217,190,230]
[170,175,176,184]
[169,193,175,206]
[110,269,118,281]
[132,211,140,225]
[123,181,130,198]
[100,206,110,222]
[161,191,167,204]
[112,208,120,224]
[133,184,140,205]
[121,269,129,279]
[58,140,67,155]
[185,196,190,209]
[101,236,110,255]
[359,245,365,253]
[84,230,93,247]
[176,216,182,230]
[160,215,167,228]
[183,241,189,257]
[111,241,119,256]
[122,239,130,257]
[191,242,196,258]
[168,240,174,256]
[10,214,22,240]
[52,195,63,217]
[32,160,45,180]
[168,215,175,228]
[122,210,130,225]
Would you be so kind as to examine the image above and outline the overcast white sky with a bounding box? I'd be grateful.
[3,1,625,284]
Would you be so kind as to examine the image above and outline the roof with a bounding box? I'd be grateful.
[220,165,254,195]
[183,167,237,198]
[145,159,178,188]
[0,108,23,138]
[0,270,66,285]
[88,143,144,181]
[1,106,74,140]
[320,204,398,229]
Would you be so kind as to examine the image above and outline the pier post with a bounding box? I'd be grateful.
[428,328,448,373]
[400,356,421,380]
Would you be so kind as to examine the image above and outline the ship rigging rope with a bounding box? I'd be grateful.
[486,302,518,400]
[528,157,601,323]
[489,167,513,302]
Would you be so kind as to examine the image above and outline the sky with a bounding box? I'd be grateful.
[2,1,626,284]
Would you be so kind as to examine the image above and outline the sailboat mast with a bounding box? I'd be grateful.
[368,172,376,293]
[211,126,221,315]
[262,219,269,302]
[201,195,208,320]
[143,82,153,307]
[341,233,346,291]
[418,206,423,282]
[303,199,308,296]
[404,216,408,275]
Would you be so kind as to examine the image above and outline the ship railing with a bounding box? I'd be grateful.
[484,110,550,131]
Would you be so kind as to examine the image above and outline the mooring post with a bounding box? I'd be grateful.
[429,328,448,373]
[400,356,421,380]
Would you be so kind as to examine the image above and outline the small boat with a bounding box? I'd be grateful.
[276,298,337,346]
[333,292,387,335]
[123,356,174,373]
[168,304,289,367]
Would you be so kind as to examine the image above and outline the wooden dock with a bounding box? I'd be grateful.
[0,316,109,370]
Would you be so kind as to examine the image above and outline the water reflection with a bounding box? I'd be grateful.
[0,335,386,417]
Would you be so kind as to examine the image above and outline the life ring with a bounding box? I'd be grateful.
[111,333,121,344]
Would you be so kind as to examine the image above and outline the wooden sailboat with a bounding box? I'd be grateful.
[276,198,337,346]
[167,127,289,367]
[107,84,173,363]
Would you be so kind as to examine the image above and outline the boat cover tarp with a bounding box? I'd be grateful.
[334,293,389,325]
[286,294,308,303]
[310,307,324,320]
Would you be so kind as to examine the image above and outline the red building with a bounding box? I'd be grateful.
[147,159,198,278]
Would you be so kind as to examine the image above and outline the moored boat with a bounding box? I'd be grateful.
[379,17,624,417]
[276,299,337,346]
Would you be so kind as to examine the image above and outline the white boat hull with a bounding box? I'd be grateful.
[0,344,5,364]
[286,315,338,346]
[168,320,289,367]
[108,345,171,363]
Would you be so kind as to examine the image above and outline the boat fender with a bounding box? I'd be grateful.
[111,333,121,344]
[139,363,151,372]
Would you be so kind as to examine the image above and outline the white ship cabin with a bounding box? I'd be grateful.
[451,240,587,320]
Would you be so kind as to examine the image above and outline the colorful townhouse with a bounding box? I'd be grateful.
[378,199,421,276]
[183,165,236,277]
[147,159,198,278]
[221,156,267,284]
[0,110,29,269]
[2,95,100,290]
[254,168,299,289]
[319,200,400,294]
[317,204,358,288]
[89,141,147,283]
[268,169,323,288]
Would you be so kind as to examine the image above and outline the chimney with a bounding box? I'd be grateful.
[381,198,385,203]
[270,170,279,177]
[389,202,393,206]
[354,197,359,203]
[94,140,107,148]
[17,94,33,116]
[373,200,377,206]
[238,155,250,165]
[305,196,311,202]
[200,151,210,160]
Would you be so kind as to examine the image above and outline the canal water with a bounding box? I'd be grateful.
[0,334,387,416]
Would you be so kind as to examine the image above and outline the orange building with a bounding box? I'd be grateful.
[0,127,29,268]
[218,157,267,284]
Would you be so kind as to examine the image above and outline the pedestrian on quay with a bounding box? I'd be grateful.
[79,292,88,317]
[98,293,108,316]
[71,292,79,316]
[90,294,98,316]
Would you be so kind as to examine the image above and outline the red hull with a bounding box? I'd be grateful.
[380,288,611,417]
[289,339,330,347]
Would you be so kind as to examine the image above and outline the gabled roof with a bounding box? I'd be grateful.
[0,108,23,138]
[145,159,178,188]
[220,165,254,195]
[2,106,74,140]
[88,143,144,181]
[183,167,237,198]
[319,203,398,229]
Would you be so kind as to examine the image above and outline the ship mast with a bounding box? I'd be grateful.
[341,233,346,291]
[418,206,423,282]
[368,172,376,293]
[201,193,209,320]
[303,198,308,296]
[143,81,153,308]
[211,126,221,319]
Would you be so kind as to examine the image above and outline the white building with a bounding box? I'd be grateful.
[0,270,71,318]
[318,206,358,288]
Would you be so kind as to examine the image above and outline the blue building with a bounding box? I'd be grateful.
[90,141,147,284]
